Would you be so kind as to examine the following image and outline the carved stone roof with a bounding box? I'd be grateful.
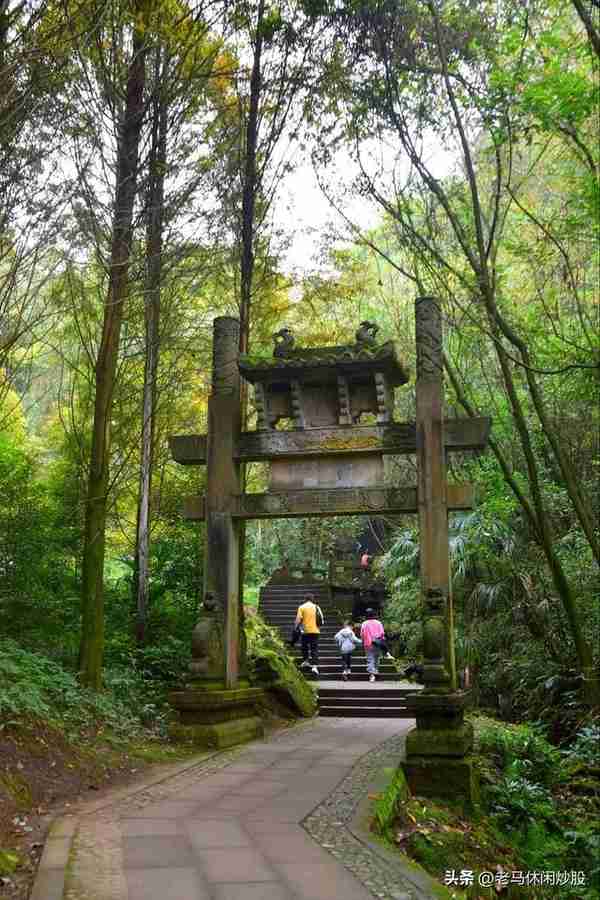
[239,340,409,386]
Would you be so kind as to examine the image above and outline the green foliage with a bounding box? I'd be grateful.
[488,775,555,829]
[476,718,562,788]
[471,716,600,893]
[0,639,167,739]
[0,850,20,877]
[243,584,260,607]
[563,725,600,767]
[563,829,600,890]
[0,431,82,657]
[245,516,360,585]
[380,455,598,728]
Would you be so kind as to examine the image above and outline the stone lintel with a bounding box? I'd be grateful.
[182,484,473,520]
[170,418,491,465]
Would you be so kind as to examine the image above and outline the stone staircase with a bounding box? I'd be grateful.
[259,582,420,717]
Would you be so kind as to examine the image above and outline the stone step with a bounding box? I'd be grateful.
[318,706,416,718]
[261,585,328,590]
[296,661,396,669]
[310,673,402,682]
[263,621,344,629]
[261,583,327,589]
[294,657,378,664]
[260,599,331,603]
[318,688,420,698]
[317,694,415,706]
[261,613,342,621]
[291,642,395,651]
[274,626,358,632]
[259,608,341,615]
[261,618,345,626]
[260,604,332,611]
[263,623,344,629]
[260,597,331,600]
[260,591,332,595]
[293,653,371,660]
[297,667,398,677]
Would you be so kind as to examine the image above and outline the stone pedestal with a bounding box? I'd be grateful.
[402,691,479,808]
[402,754,479,806]
[169,684,264,749]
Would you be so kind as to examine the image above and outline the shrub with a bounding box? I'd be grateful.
[488,775,555,828]
[563,724,600,767]
[0,640,164,740]
[476,718,561,787]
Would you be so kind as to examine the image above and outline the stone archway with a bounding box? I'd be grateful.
[169,301,491,806]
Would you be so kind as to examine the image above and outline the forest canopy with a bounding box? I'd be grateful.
[0,0,597,713]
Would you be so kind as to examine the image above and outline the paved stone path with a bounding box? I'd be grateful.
[33,717,442,900]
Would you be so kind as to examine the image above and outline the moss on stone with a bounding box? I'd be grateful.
[319,436,380,452]
[406,723,473,757]
[245,614,317,717]
[403,755,480,810]
[168,716,263,750]
[372,767,410,838]
[0,849,20,876]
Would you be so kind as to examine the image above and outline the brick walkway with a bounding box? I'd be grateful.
[33,718,425,900]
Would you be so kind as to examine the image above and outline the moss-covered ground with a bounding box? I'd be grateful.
[372,714,600,899]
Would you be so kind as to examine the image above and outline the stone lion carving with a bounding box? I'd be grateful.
[355,321,379,346]
[272,327,295,357]
[189,592,224,679]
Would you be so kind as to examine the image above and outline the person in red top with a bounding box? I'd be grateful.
[360,551,371,570]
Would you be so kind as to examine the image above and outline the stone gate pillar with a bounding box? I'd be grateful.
[204,316,242,688]
[402,296,478,807]
[169,317,263,748]
[414,297,456,689]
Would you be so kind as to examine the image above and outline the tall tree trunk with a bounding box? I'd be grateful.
[237,0,264,617]
[79,29,147,690]
[570,0,600,59]
[134,48,167,646]
[239,0,264,355]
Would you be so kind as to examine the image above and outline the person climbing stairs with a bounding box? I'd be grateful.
[258,580,421,717]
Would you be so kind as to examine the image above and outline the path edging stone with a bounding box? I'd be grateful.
[349,765,458,900]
